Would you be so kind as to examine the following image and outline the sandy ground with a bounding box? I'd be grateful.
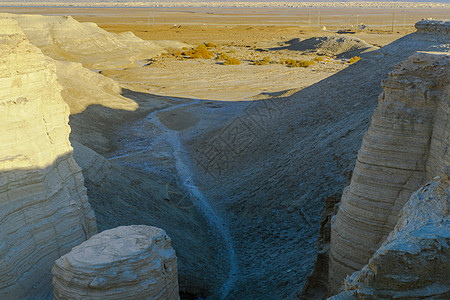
[102,54,348,101]
[3,6,448,299]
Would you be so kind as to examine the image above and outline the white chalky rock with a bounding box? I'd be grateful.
[52,225,179,300]
[329,50,449,293]
[0,18,97,299]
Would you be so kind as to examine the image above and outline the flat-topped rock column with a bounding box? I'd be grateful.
[52,225,179,300]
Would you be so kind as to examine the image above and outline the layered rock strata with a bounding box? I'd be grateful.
[330,172,449,299]
[0,19,97,298]
[52,225,179,300]
[329,51,449,293]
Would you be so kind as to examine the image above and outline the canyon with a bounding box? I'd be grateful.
[0,8,448,300]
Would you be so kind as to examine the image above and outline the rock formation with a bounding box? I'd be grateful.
[0,19,96,298]
[282,36,379,58]
[330,171,449,299]
[329,51,449,293]
[52,225,179,300]
[0,13,187,70]
[415,19,450,35]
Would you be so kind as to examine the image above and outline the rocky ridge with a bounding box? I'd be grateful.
[0,13,187,70]
[329,50,449,293]
[0,19,97,298]
[415,19,450,35]
[281,36,379,58]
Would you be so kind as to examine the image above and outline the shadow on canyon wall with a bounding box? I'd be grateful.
[67,30,448,299]
[0,152,95,299]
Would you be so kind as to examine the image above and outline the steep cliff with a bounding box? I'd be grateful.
[52,225,179,300]
[329,51,449,293]
[331,171,449,299]
[0,19,97,298]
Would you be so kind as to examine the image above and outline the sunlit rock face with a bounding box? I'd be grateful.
[0,13,186,70]
[52,225,179,300]
[329,51,449,293]
[0,19,96,298]
[330,173,449,299]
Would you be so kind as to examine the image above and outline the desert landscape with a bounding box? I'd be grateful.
[0,1,449,300]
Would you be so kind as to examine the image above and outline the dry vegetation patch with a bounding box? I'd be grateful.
[349,56,361,64]
[223,57,241,65]
[283,59,315,68]
[183,44,214,59]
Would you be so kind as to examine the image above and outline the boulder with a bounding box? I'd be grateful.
[52,225,179,300]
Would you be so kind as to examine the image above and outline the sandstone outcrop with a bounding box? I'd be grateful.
[0,13,187,70]
[330,172,449,299]
[329,51,450,293]
[52,225,179,300]
[0,19,96,298]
